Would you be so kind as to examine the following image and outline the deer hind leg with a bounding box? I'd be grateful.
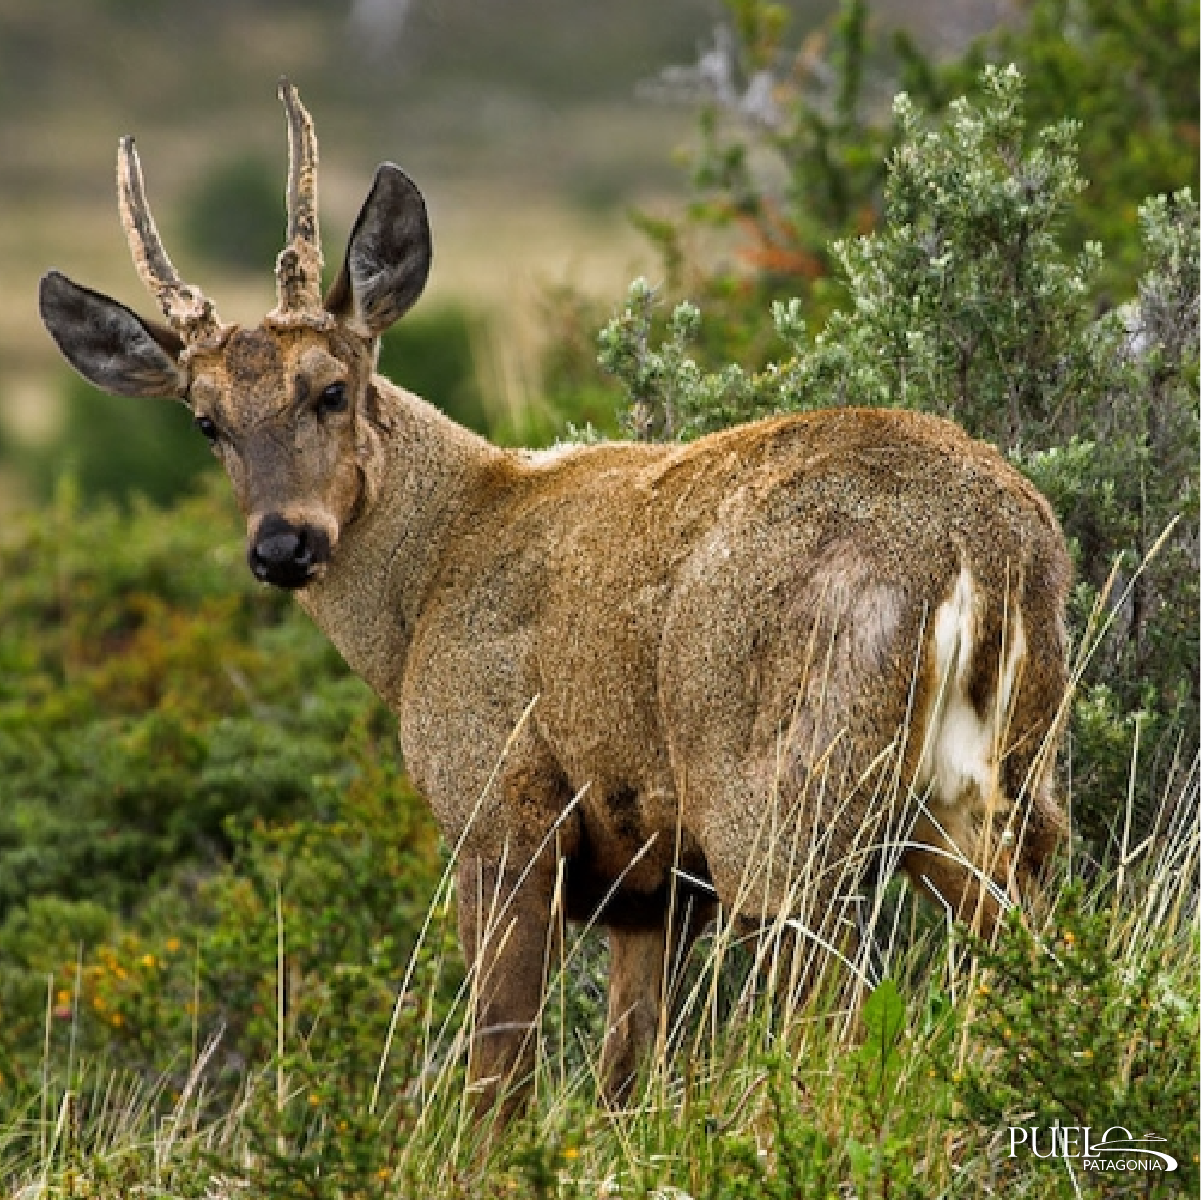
[704,757,885,1009]
[696,581,915,1001]
[601,893,715,1106]
[902,565,1041,937]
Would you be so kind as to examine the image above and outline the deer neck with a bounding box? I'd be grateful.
[294,375,512,707]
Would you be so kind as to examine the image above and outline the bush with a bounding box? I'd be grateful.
[956,890,1199,1198]
[21,373,216,508]
[181,152,284,273]
[643,0,1198,328]
[0,477,445,1138]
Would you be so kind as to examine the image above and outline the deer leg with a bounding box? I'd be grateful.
[600,926,665,1106]
[902,809,1011,937]
[457,853,556,1124]
[601,895,713,1105]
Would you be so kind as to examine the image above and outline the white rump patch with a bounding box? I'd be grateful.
[916,565,1026,819]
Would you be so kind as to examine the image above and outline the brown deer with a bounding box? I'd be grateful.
[39,82,1070,1122]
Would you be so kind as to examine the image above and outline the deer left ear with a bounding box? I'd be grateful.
[39,271,186,399]
[325,163,432,338]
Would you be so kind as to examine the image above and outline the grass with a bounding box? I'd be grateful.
[10,828,1196,1198]
[6,585,1197,1198]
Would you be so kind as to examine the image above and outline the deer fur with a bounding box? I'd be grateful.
[39,82,1071,1122]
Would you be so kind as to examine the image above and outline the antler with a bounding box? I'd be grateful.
[117,136,224,343]
[116,82,326,338]
[271,78,327,323]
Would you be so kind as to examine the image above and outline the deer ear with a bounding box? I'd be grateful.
[325,163,431,337]
[39,271,186,399]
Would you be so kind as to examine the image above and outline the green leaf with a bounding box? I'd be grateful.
[845,1135,873,1177]
[861,977,906,1065]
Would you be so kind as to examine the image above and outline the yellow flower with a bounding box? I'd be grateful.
[140,954,158,970]
[165,938,182,954]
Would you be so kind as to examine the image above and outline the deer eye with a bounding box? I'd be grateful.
[194,414,220,443]
[317,381,348,415]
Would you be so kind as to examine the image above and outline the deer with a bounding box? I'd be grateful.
[39,81,1070,1124]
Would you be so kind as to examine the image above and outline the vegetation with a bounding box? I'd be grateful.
[180,152,286,275]
[1,2,1197,1196]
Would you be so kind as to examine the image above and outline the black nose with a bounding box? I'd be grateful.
[247,514,330,589]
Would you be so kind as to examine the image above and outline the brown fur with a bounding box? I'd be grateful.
[38,86,1071,1122]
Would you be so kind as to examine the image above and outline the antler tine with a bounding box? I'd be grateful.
[280,77,319,248]
[117,136,222,342]
[272,78,326,320]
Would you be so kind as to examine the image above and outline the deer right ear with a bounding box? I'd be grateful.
[325,163,432,338]
[39,271,186,399]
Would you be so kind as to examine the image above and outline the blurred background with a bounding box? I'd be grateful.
[0,0,1005,507]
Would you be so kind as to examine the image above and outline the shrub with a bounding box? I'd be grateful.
[644,0,1198,331]
[180,151,284,272]
[954,889,1199,1197]
[619,2,1201,804]
[0,477,445,1133]
[21,373,216,508]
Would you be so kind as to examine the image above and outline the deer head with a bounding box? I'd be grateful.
[39,81,432,589]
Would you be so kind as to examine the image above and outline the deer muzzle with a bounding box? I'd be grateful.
[247,513,331,589]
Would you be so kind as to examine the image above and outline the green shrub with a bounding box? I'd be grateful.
[0,477,445,1133]
[22,374,216,509]
[954,890,1199,1197]
[180,152,284,273]
[593,6,1200,848]
[646,0,1198,331]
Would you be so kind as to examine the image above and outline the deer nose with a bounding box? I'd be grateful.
[247,514,329,589]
